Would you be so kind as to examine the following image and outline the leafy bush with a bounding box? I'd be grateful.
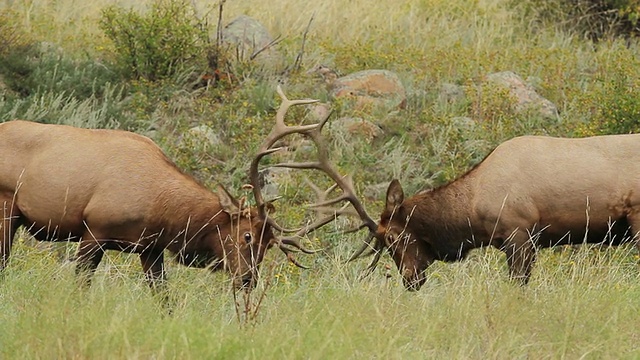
[575,72,640,135]
[99,0,210,81]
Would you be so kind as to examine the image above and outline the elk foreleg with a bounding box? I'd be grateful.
[140,249,174,314]
[74,236,105,286]
[139,249,167,290]
[626,212,640,256]
[0,199,20,271]
[502,229,537,284]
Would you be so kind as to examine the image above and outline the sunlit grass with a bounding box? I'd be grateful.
[2,0,640,358]
[2,240,640,358]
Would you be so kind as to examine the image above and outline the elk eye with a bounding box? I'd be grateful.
[243,232,253,244]
[385,233,395,245]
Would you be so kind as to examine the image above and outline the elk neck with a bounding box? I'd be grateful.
[150,178,231,241]
[403,177,479,260]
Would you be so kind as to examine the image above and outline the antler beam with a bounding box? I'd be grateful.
[249,85,379,268]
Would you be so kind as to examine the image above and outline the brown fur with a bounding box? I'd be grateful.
[377,134,640,290]
[0,120,274,289]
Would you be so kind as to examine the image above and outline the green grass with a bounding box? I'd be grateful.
[3,0,640,358]
[2,241,640,358]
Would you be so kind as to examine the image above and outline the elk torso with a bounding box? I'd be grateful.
[0,120,281,291]
[0,120,223,246]
[467,134,640,248]
[378,133,640,289]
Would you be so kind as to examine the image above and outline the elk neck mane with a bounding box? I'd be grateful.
[402,161,484,259]
[151,173,231,238]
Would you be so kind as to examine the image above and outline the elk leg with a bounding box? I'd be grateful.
[140,249,174,314]
[0,199,20,271]
[502,230,537,284]
[74,236,105,286]
[139,249,166,290]
[627,213,640,258]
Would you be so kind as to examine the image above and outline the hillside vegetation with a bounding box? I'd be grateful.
[2,0,640,358]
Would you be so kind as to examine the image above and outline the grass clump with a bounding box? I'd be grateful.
[519,0,640,40]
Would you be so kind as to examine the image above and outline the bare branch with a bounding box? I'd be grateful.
[250,35,283,61]
[292,14,315,73]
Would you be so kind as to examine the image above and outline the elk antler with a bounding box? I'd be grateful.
[249,85,379,268]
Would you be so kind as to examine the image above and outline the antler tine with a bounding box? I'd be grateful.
[280,96,379,255]
[358,248,384,280]
[250,85,320,218]
[347,233,379,262]
[279,238,319,254]
[274,159,377,235]
[293,202,352,237]
[343,222,373,234]
[264,216,300,234]
[274,85,319,128]
[250,85,336,267]
[278,244,310,269]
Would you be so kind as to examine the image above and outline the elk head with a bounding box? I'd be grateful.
[215,185,276,290]
[174,184,276,290]
[374,179,433,291]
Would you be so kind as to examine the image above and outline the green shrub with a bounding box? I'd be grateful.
[99,0,210,81]
[519,0,640,40]
[575,72,640,135]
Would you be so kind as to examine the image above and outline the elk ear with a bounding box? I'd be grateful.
[265,201,276,214]
[385,179,404,213]
[217,185,240,214]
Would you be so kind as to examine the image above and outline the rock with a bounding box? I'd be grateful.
[330,117,384,142]
[438,83,466,104]
[257,167,292,200]
[306,102,332,123]
[184,125,222,149]
[312,65,406,111]
[484,71,558,120]
[221,15,281,69]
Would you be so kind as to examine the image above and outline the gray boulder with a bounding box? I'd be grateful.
[221,15,282,69]
[484,71,559,120]
[312,65,406,111]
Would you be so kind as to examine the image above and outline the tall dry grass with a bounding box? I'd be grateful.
[1,239,640,358]
[2,0,640,358]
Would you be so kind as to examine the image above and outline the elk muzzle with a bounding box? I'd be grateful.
[401,267,427,291]
[232,269,258,290]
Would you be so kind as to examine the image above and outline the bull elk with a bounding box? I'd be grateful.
[363,134,640,290]
[251,89,640,291]
[0,117,316,290]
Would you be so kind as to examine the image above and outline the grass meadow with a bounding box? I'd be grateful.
[2,0,640,358]
[3,240,640,359]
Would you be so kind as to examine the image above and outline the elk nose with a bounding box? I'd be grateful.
[402,277,423,292]
[240,274,255,289]
[401,267,423,291]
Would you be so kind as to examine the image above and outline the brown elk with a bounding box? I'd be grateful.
[193,87,640,293]
[361,134,640,290]
[0,116,317,290]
